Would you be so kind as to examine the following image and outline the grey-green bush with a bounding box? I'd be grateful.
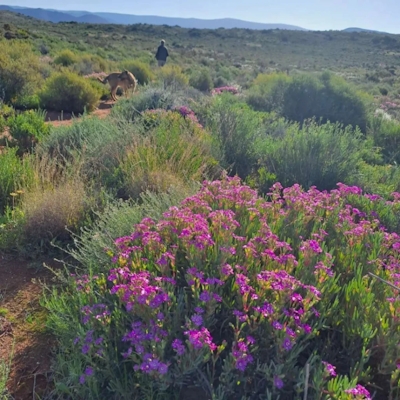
[256,119,367,192]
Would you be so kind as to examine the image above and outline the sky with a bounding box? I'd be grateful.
[2,0,400,33]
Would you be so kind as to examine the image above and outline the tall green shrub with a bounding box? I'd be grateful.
[247,72,370,131]
[256,120,366,191]
[200,93,264,178]
[0,41,42,104]
[39,71,100,114]
[120,60,154,85]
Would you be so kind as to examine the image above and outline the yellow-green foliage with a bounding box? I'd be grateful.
[53,49,79,67]
[120,60,154,85]
[0,40,43,104]
[246,72,291,112]
[156,65,189,89]
[120,111,217,199]
[0,147,33,213]
[39,71,100,114]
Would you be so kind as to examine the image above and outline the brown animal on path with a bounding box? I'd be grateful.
[97,70,137,101]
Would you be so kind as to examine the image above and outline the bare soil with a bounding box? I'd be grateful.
[45,100,114,127]
[0,254,62,400]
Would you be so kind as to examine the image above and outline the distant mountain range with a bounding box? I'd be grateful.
[0,5,392,34]
[0,5,307,30]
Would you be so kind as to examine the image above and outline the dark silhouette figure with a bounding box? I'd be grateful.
[155,39,169,67]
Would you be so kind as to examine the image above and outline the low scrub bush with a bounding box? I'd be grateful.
[120,60,154,85]
[53,49,79,67]
[111,85,203,122]
[368,114,400,164]
[7,109,50,153]
[255,120,366,192]
[246,72,291,113]
[119,110,218,199]
[21,178,90,248]
[199,93,264,178]
[0,41,43,104]
[156,65,189,90]
[38,117,134,191]
[39,71,100,114]
[73,54,109,76]
[189,68,214,92]
[353,161,400,200]
[44,177,400,399]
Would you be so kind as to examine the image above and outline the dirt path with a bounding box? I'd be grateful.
[45,100,115,127]
[0,255,62,400]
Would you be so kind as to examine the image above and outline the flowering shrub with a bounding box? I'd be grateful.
[47,177,400,399]
[172,106,202,128]
[211,86,239,96]
[141,108,203,132]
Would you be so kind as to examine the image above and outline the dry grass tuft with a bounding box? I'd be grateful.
[22,178,88,243]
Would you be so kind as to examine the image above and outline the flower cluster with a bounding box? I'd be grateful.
[173,105,202,128]
[211,86,239,96]
[72,176,400,397]
[345,384,371,400]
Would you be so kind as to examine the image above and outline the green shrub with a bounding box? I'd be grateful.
[199,93,264,178]
[353,161,400,200]
[39,71,100,114]
[247,72,370,131]
[38,117,132,191]
[0,147,32,213]
[189,68,214,92]
[111,85,203,122]
[53,49,79,67]
[7,109,50,153]
[0,41,43,104]
[119,110,218,199]
[246,72,291,113]
[156,65,189,90]
[12,93,40,111]
[120,60,154,85]
[368,114,400,164]
[255,119,367,191]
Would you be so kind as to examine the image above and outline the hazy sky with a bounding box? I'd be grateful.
[2,0,399,33]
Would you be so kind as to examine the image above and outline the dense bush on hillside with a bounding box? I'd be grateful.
[7,109,50,153]
[0,41,43,104]
[53,49,79,67]
[189,68,214,92]
[39,71,100,114]
[247,72,371,131]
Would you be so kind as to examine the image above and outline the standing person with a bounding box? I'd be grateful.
[155,39,169,67]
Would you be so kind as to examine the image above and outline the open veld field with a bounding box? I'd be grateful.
[1,9,400,400]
